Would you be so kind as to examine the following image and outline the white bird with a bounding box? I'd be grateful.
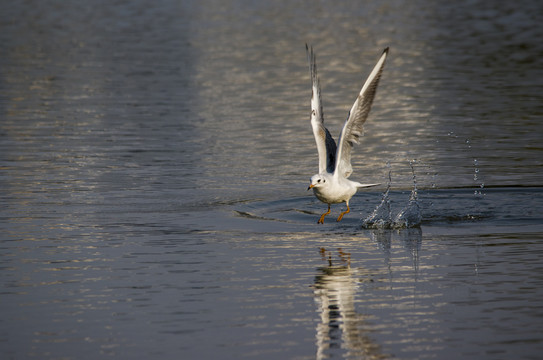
[306,45,388,224]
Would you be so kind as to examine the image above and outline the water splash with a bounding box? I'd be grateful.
[362,170,393,229]
[473,158,485,196]
[393,161,422,228]
[362,161,422,229]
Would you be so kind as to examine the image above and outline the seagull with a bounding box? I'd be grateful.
[306,45,388,224]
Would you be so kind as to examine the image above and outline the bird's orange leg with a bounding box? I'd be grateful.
[318,204,331,224]
[336,203,350,222]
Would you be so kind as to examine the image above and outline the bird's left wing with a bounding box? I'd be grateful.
[334,47,388,178]
[307,45,337,174]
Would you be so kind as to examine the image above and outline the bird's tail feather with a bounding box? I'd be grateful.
[356,183,380,188]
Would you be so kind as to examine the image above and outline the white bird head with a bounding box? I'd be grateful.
[308,174,327,190]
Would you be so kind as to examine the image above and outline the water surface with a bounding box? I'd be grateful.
[1,0,543,359]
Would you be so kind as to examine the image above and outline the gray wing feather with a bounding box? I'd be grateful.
[335,48,388,178]
[307,45,336,174]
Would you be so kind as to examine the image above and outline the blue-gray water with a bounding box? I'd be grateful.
[1,1,542,359]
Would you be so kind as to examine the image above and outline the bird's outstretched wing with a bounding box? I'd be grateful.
[307,45,337,174]
[334,48,388,178]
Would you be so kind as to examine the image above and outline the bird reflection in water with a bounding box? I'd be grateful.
[313,248,387,360]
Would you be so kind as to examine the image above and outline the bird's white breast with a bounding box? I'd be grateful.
[312,178,358,204]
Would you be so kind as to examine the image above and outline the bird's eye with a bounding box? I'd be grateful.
[317,179,321,183]
[323,179,326,183]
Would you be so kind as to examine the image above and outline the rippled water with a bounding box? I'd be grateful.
[1,0,543,359]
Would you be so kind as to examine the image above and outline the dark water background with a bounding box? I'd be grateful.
[1,0,542,359]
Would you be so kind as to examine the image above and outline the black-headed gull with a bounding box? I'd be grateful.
[306,46,388,224]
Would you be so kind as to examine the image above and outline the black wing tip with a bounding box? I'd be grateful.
[308,44,387,55]
[306,44,318,80]
[306,44,315,62]
[305,43,312,57]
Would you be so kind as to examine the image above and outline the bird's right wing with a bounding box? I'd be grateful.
[307,45,337,174]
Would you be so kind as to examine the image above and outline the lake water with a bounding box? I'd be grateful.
[1,0,542,359]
